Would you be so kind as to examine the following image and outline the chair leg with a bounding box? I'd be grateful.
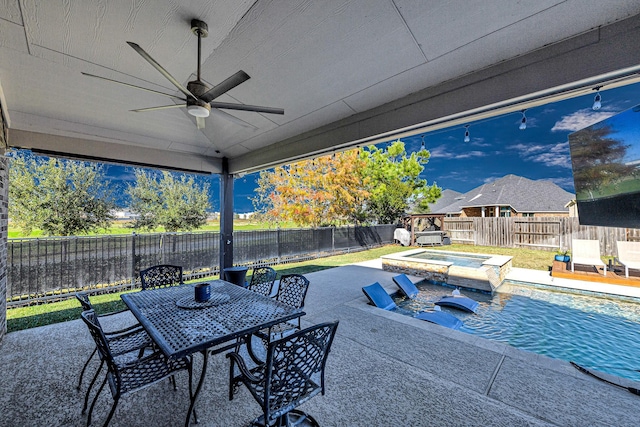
[77,348,97,390]
[170,375,177,390]
[101,394,120,427]
[228,358,235,401]
[83,360,104,413]
[86,375,107,427]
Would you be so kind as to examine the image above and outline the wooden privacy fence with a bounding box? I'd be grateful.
[443,217,640,255]
[6,224,396,305]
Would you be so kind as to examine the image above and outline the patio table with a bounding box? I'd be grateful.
[121,280,305,427]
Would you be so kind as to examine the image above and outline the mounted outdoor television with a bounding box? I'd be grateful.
[568,104,640,228]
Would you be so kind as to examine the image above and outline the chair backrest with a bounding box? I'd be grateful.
[263,321,339,423]
[275,274,310,309]
[248,266,277,297]
[140,264,183,290]
[392,274,419,299]
[75,292,94,311]
[572,239,601,259]
[362,282,397,310]
[617,241,640,262]
[80,310,116,371]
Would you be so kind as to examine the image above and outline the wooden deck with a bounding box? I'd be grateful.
[551,260,640,288]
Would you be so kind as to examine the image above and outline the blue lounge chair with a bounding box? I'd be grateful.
[416,307,463,330]
[392,274,419,299]
[435,289,479,313]
[362,282,397,310]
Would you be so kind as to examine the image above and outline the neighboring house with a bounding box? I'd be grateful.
[111,209,139,220]
[427,189,462,214]
[430,175,575,218]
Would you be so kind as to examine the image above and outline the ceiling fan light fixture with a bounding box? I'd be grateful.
[187,104,210,118]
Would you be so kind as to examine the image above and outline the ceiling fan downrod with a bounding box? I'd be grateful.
[191,19,208,82]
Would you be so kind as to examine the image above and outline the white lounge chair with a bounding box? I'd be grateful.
[616,241,640,278]
[571,239,606,276]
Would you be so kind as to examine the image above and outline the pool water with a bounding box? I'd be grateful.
[394,280,640,382]
[405,251,490,268]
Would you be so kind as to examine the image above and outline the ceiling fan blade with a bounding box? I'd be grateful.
[131,104,184,113]
[208,101,284,115]
[196,116,206,129]
[209,108,258,130]
[200,70,250,103]
[81,72,186,101]
[127,41,198,101]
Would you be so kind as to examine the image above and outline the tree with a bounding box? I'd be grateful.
[9,152,114,236]
[253,150,370,227]
[362,140,441,223]
[252,140,440,226]
[127,170,210,232]
[569,124,635,200]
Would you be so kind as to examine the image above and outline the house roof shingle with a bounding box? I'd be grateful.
[427,189,462,214]
[430,175,574,215]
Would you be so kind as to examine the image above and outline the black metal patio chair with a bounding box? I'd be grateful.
[75,293,152,397]
[272,273,310,331]
[227,321,339,427]
[140,264,183,290]
[248,266,277,297]
[245,274,311,365]
[80,309,194,427]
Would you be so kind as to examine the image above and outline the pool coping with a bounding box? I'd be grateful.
[506,267,640,300]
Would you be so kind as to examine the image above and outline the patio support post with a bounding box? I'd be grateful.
[0,98,7,342]
[0,157,6,343]
[219,157,234,275]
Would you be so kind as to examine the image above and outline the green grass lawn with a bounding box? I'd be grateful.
[6,244,557,333]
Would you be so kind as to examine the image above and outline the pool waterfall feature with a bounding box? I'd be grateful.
[381,249,513,292]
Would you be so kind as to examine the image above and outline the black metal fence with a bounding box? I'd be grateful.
[7,224,395,305]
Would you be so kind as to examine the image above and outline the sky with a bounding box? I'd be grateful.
[101,82,640,212]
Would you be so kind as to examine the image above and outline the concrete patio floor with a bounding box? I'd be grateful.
[2,261,640,426]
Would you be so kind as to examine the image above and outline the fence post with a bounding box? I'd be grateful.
[276,227,281,264]
[332,226,335,255]
[131,232,138,287]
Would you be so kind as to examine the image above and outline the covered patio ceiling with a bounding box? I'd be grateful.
[1,1,640,175]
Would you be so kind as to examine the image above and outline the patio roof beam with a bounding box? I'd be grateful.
[9,129,222,174]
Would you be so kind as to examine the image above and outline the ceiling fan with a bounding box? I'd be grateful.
[82,19,284,129]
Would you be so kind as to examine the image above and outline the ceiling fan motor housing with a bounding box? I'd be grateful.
[187,80,211,117]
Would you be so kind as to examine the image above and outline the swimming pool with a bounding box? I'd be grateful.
[394,280,640,382]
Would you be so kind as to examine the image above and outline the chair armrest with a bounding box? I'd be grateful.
[104,323,145,337]
[97,307,130,318]
[226,351,262,384]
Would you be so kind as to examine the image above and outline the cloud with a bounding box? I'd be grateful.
[434,170,475,182]
[429,144,488,159]
[483,174,504,183]
[541,176,575,192]
[551,108,617,132]
[510,141,572,168]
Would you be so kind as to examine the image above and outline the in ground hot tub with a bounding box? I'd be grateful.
[381,249,512,292]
